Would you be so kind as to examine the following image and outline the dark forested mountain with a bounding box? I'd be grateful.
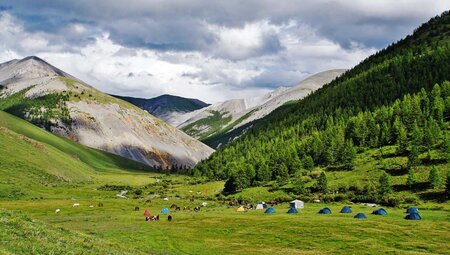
[188,11,450,202]
[112,94,209,123]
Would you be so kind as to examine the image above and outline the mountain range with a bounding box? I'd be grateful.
[112,94,210,124]
[0,56,214,168]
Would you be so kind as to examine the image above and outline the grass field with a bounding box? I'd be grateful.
[1,197,449,255]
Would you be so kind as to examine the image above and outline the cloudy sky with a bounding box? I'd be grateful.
[0,1,449,103]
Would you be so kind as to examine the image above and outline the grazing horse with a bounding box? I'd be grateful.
[134,206,140,211]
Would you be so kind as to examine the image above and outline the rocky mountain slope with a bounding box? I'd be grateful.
[0,56,214,168]
[176,69,346,144]
[112,94,209,125]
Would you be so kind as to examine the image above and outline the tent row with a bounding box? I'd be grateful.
[317,206,421,220]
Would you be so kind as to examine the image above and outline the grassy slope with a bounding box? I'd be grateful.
[0,110,154,199]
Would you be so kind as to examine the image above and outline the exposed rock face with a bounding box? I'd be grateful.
[175,69,346,142]
[0,56,214,168]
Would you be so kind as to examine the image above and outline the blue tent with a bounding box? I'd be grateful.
[161,208,169,213]
[405,213,421,220]
[372,208,387,215]
[340,206,352,213]
[354,213,367,219]
[265,207,276,214]
[287,207,298,214]
[318,207,332,214]
[406,207,419,214]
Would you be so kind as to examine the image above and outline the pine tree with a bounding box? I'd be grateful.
[316,172,328,194]
[341,139,356,170]
[407,168,418,189]
[408,144,420,168]
[428,166,441,189]
[396,122,408,155]
[303,155,314,170]
[378,171,392,198]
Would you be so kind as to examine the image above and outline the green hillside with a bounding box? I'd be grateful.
[0,110,152,199]
[193,11,450,204]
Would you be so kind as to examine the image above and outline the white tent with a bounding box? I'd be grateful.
[290,200,304,209]
[255,202,267,210]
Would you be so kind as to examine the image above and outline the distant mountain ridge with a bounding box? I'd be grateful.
[112,94,210,123]
[172,69,346,147]
[0,56,214,168]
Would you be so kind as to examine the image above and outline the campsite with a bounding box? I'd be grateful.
[1,171,449,254]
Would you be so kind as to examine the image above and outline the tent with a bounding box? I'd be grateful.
[340,206,352,213]
[143,210,151,217]
[265,207,276,214]
[161,208,169,214]
[287,207,298,214]
[255,202,268,210]
[318,207,332,214]
[289,200,304,209]
[236,206,246,212]
[354,213,367,219]
[372,208,387,215]
[405,213,421,220]
[406,207,419,214]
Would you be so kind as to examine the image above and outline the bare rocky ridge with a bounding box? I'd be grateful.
[0,56,214,168]
[175,69,346,141]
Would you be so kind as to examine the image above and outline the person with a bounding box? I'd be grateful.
[168,215,172,221]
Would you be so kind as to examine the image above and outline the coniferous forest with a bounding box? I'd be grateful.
[191,11,450,204]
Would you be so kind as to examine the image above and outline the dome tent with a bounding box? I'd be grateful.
[340,206,352,213]
[143,210,151,217]
[255,202,268,210]
[406,207,419,214]
[354,213,367,219]
[372,208,387,215]
[287,207,298,214]
[405,213,421,220]
[161,208,169,214]
[265,207,275,214]
[318,207,331,214]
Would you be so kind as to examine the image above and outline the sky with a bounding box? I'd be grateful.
[0,1,449,103]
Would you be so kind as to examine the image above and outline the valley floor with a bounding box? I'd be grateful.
[1,186,449,255]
